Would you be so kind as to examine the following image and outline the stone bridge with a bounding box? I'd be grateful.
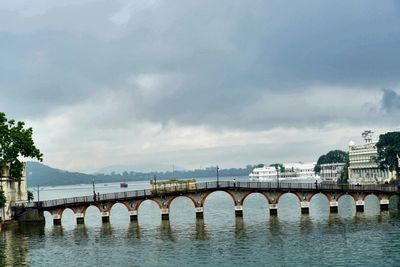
[12,181,399,225]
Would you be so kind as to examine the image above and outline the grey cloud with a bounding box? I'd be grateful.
[1,0,400,130]
[381,89,400,113]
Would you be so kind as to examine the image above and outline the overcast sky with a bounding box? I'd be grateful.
[1,1,400,172]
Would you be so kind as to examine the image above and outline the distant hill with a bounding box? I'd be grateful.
[26,162,96,187]
[26,162,253,187]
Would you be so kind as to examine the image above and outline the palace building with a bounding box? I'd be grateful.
[348,131,390,184]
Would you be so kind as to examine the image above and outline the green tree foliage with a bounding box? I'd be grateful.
[0,112,43,181]
[339,154,350,184]
[27,190,34,202]
[255,163,264,168]
[0,189,6,208]
[269,163,285,172]
[314,150,348,173]
[376,131,400,179]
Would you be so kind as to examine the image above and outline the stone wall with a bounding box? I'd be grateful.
[0,163,27,221]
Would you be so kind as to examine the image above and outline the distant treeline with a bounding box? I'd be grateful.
[26,162,254,187]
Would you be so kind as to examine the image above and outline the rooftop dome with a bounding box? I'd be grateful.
[348,140,355,147]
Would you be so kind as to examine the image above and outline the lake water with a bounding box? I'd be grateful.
[1,178,400,266]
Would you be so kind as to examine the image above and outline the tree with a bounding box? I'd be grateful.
[339,154,350,184]
[314,150,348,173]
[0,189,6,208]
[269,163,285,172]
[0,112,43,181]
[376,131,400,180]
[27,190,34,202]
[254,163,264,168]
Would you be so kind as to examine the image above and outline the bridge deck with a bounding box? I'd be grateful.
[14,181,398,210]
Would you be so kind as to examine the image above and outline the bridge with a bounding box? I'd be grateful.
[12,181,399,225]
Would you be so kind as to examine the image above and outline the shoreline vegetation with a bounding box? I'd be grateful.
[26,162,253,187]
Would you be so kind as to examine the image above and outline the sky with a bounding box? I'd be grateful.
[1,0,400,173]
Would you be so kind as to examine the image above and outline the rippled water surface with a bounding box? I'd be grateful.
[1,180,400,266]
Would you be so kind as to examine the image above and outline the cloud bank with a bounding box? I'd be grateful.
[1,1,399,172]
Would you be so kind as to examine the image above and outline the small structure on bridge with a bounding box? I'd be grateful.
[150,178,196,193]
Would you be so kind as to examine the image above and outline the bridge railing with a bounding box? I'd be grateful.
[13,181,398,209]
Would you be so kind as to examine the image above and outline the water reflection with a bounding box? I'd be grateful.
[51,225,64,237]
[0,225,29,266]
[192,219,210,240]
[1,184,400,267]
[234,217,247,239]
[73,224,88,240]
[100,223,113,237]
[299,214,313,233]
[126,221,141,239]
[268,215,283,234]
[158,220,175,241]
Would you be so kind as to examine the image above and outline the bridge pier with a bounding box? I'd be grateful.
[235,206,243,217]
[102,212,110,223]
[380,199,389,211]
[51,214,62,225]
[161,208,169,220]
[269,204,277,216]
[76,213,85,224]
[195,207,204,219]
[355,200,364,212]
[329,201,338,213]
[301,201,309,214]
[129,210,138,221]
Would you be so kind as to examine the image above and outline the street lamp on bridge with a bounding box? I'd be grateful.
[216,165,219,188]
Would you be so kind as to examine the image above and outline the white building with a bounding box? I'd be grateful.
[0,163,28,222]
[282,162,319,180]
[249,162,319,181]
[249,166,278,181]
[320,163,346,183]
[348,130,390,184]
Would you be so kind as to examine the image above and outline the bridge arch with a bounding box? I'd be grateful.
[43,210,53,225]
[240,192,271,205]
[276,192,302,204]
[200,190,237,207]
[363,194,380,213]
[362,193,381,201]
[336,193,358,202]
[135,198,163,210]
[87,204,102,214]
[307,192,333,203]
[61,208,76,224]
[167,195,197,209]
[106,201,132,212]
